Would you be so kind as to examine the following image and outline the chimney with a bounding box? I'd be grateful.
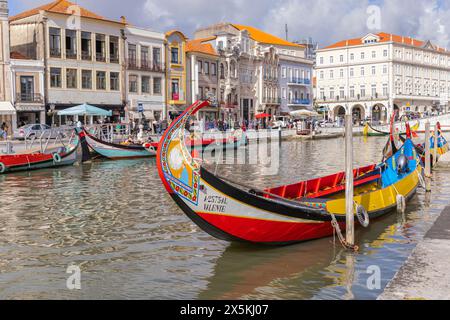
[120,16,127,25]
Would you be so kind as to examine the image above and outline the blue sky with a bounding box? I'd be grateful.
[9,0,450,48]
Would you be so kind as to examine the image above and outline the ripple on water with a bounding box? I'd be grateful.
[1,136,450,299]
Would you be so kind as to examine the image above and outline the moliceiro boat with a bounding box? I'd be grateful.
[0,129,88,174]
[82,128,158,160]
[157,100,424,245]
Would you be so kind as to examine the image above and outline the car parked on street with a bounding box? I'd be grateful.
[13,124,65,140]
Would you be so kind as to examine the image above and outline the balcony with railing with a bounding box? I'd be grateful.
[127,59,165,72]
[81,51,92,61]
[288,99,311,106]
[66,50,77,59]
[96,53,106,62]
[110,54,120,64]
[263,97,281,105]
[16,93,44,103]
[220,101,239,109]
[50,48,61,58]
[288,78,311,86]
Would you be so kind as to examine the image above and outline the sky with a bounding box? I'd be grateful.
[9,0,450,48]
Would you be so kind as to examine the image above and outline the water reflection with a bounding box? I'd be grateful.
[0,136,449,299]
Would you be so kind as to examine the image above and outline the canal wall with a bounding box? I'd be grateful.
[378,203,450,300]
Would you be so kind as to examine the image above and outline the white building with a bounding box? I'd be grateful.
[10,53,46,126]
[316,32,450,124]
[124,25,165,123]
[9,0,126,124]
[0,0,15,134]
[195,23,311,123]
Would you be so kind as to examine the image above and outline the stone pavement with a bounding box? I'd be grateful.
[379,205,450,300]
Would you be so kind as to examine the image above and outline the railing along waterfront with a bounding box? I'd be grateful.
[16,93,43,103]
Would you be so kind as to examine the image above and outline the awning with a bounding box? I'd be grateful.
[0,101,16,115]
[57,103,112,116]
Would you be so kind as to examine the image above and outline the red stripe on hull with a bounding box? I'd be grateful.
[0,153,54,166]
[198,212,343,243]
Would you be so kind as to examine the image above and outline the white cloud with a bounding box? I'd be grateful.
[10,0,450,48]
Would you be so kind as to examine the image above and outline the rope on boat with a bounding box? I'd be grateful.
[329,212,359,252]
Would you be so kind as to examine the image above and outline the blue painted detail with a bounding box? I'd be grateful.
[380,138,417,188]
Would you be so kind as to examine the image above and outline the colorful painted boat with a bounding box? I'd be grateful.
[157,100,423,245]
[364,121,420,137]
[411,122,449,164]
[0,130,85,174]
[82,128,158,160]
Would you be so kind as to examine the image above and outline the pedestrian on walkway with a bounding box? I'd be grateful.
[1,122,9,140]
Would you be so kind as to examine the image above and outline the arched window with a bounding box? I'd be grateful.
[220,63,225,79]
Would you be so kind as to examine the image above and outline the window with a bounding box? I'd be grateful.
[340,55,344,62]
[49,28,61,57]
[171,47,179,64]
[383,49,388,57]
[171,79,180,100]
[50,68,61,88]
[81,32,92,60]
[211,63,217,76]
[383,84,388,96]
[360,67,365,76]
[350,53,354,60]
[320,88,325,100]
[282,87,286,99]
[153,77,162,94]
[128,44,137,67]
[372,51,376,59]
[320,71,324,79]
[340,69,344,78]
[110,72,120,91]
[198,60,203,73]
[330,56,334,63]
[282,67,287,78]
[129,75,138,93]
[65,29,77,59]
[142,76,151,93]
[141,46,149,69]
[96,71,106,90]
[320,57,324,64]
[383,65,388,74]
[329,87,335,99]
[371,66,376,75]
[350,86,355,98]
[340,87,345,99]
[329,70,334,79]
[204,61,209,75]
[66,69,77,89]
[360,85,366,97]
[153,47,161,68]
[82,70,92,89]
[109,36,119,63]
[361,52,365,60]
[95,34,106,62]
[350,68,354,77]
[371,84,377,97]
[19,76,34,101]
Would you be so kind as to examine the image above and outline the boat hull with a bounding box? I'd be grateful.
[0,139,80,174]
[157,100,422,245]
[83,130,156,159]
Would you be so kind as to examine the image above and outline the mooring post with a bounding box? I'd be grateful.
[345,114,354,246]
[425,121,432,192]
[433,124,438,167]
[278,126,282,146]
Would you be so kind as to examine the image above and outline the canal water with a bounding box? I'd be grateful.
[1,135,449,300]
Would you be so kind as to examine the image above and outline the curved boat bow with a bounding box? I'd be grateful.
[157,101,423,245]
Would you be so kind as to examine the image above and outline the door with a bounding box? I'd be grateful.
[20,76,34,101]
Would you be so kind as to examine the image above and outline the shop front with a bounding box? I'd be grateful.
[0,102,17,136]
